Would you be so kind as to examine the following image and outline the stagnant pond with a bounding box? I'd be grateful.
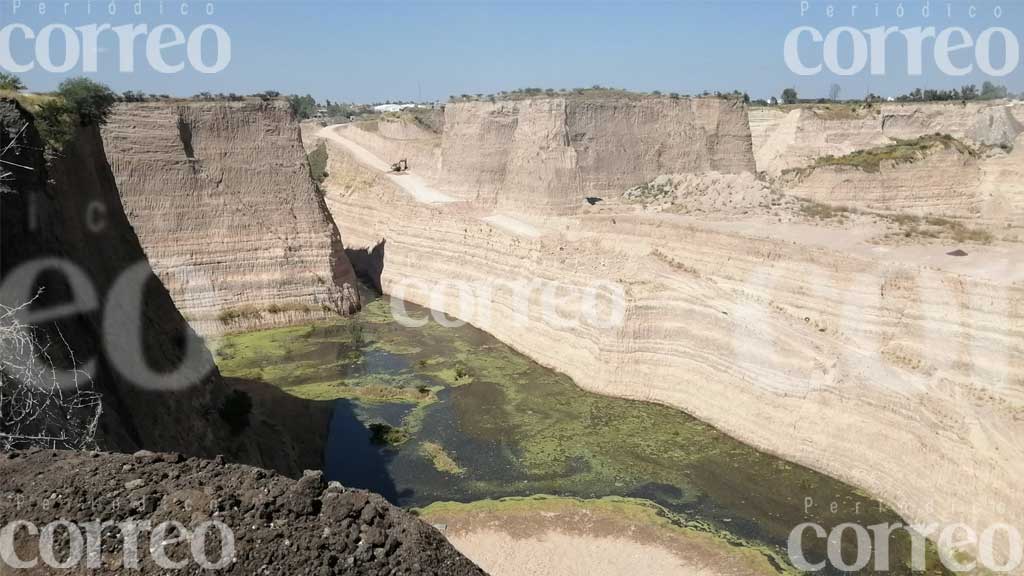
[215,290,944,574]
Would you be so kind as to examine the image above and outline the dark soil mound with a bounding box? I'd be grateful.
[0,450,485,575]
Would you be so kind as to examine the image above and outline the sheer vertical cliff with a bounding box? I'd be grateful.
[1,99,330,476]
[751,101,1022,176]
[335,96,755,215]
[758,102,1024,228]
[102,101,360,336]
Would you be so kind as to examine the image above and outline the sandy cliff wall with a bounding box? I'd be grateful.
[0,99,330,476]
[780,146,987,217]
[102,101,359,337]
[340,97,755,215]
[752,102,1021,176]
[320,138,1024,563]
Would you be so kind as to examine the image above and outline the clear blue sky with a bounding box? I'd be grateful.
[4,0,1022,103]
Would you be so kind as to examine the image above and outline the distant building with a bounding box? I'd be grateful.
[373,103,418,113]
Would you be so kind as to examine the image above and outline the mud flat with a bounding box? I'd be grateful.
[417,497,786,576]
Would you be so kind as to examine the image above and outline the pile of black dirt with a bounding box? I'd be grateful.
[0,450,486,575]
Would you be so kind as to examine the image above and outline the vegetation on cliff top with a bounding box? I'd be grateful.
[792,133,976,174]
[25,77,117,152]
[448,86,750,103]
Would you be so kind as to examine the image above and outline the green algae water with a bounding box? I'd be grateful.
[215,291,946,575]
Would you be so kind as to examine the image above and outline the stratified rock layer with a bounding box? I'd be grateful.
[1,99,329,476]
[0,450,484,575]
[102,101,360,336]
[751,101,1022,176]
[318,131,1024,564]
[338,97,755,214]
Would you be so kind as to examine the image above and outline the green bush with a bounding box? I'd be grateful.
[307,142,328,183]
[368,423,409,446]
[34,99,76,151]
[33,78,117,152]
[288,94,317,119]
[0,72,25,91]
[57,77,117,126]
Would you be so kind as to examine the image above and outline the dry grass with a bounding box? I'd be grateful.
[810,104,878,121]
[796,198,994,244]
[809,133,974,173]
[798,200,856,220]
[0,90,58,113]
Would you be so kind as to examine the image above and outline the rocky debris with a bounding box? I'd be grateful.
[973,105,1022,148]
[623,172,775,216]
[0,450,485,575]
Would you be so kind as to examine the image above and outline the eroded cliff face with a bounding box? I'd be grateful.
[336,97,755,215]
[317,132,1024,564]
[0,99,330,476]
[779,145,988,217]
[751,101,1022,176]
[102,101,360,337]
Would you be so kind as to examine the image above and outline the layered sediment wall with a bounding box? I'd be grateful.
[752,101,1021,176]
[779,145,987,217]
[319,134,1024,562]
[336,97,755,214]
[1,99,330,476]
[102,101,360,336]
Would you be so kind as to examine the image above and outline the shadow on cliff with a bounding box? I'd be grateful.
[0,99,331,479]
[345,240,386,293]
[324,399,407,504]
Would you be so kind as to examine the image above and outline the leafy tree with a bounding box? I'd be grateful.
[960,84,978,100]
[34,99,76,150]
[288,94,317,119]
[781,88,798,104]
[0,72,25,91]
[56,77,117,125]
[121,90,148,103]
[980,81,1008,100]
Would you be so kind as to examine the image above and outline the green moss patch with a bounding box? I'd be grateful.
[420,442,465,476]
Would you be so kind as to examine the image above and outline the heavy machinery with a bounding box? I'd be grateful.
[390,159,408,173]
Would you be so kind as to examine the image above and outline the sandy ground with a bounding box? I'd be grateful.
[481,214,544,238]
[446,529,715,576]
[419,498,781,576]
